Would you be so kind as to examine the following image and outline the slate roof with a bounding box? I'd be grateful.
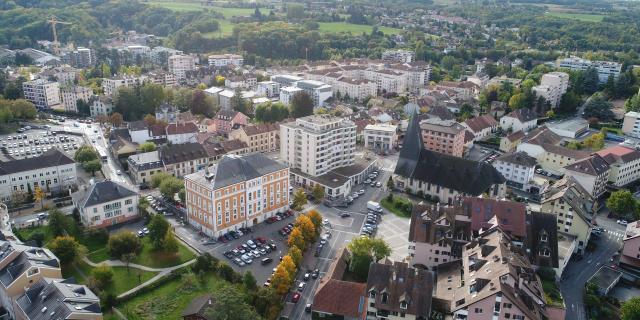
[395,114,505,196]
[426,105,456,121]
[15,278,101,320]
[0,243,59,287]
[528,212,560,268]
[464,115,497,133]
[565,154,610,176]
[366,261,433,318]
[506,130,525,142]
[211,153,287,190]
[0,148,74,175]
[160,143,208,165]
[465,197,528,238]
[181,294,213,318]
[128,120,148,131]
[216,110,239,120]
[75,180,137,208]
[495,151,537,168]
[506,108,537,123]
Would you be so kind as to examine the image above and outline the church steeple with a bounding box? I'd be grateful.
[394,111,424,178]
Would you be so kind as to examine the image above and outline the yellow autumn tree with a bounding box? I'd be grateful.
[306,210,323,235]
[281,255,297,282]
[288,227,306,250]
[271,265,291,295]
[295,214,316,243]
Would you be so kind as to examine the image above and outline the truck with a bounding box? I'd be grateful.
[367,201,383,213]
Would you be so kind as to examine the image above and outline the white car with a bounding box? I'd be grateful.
[617,220,629,225]
[352,192,359,199]
[358,189,365,195]
[116,170,122,175]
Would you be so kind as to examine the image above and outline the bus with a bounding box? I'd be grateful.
[98,149,108,162]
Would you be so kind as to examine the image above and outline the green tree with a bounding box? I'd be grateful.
[163,230,179,253]
[48,209,70,237]
[160,177,183,199]
[347,237,392,281]
[139,141,157,152]
[74,146,98,163]
[48,236,84,265]
[243,271,257,290]
[607,190,639,219]
[150,172,173,188]
[217,263,237,282]
[508,93,528,109]
[583,94,614,122]
[558,91,582,115]
[192,253,219,274]
[288,245,303,267]
[83,159,102,176]
[289,91,314,118]
[286,3,305,20]
[90,264,114,291]
[148,215,170,250]
[582,132,605,150]
[625,93,640,113]
[113,87,141,121]
[107,231,142,259]
[230,88,249,114]
[621,297,640,320]
[311,184,324,202]
[387,176,394,189]
[292,188,307,210]
[140,83,165,115]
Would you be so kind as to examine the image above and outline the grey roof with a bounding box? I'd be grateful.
[160,143,208,165]
[0,243,59,287]
[127,151,162,171]
[15,278,101,320]
[212,153,287,190]
[181,294,213,317]
[506,108,537,123]
[0,148,74,175]
[565,154,610,176]
[366,261,433,317]
[128,120,148,131]
[528,212,559,268]
[396,113,505,196]
[496,151,537,167]
[75,180,137,208]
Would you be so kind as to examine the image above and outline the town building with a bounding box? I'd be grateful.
[419,119,466,157]
[38,66,79,85]
[72,180,139,228]
[229,123,279,154]
[61,46,94,68]
[22,79,61,109]
[127,151,163,185]
[366,261,433,320]
[0,149,76,203]
[279,86,304,106]
[363,124,398,152]
[500,108,538,133]
[0,241,62,319]
[89,96,114,117]
[432,81,479,101]
[213,110,248,135]
[184,153,289,237]
[102,75,147,96]
[224,74,257,89]
[394,115,506,203]
[541,177,595,254]
[516,127,590,175]
[532,72,569,108]
[124,45,151,60]
[462,115,498,141]
[558,56,622,84]
[148,70,177,87]
[181,294,214,320]
[622,111,640,138]
[500,130,525,153]
[596,145,640,187]
[150,46,183,66]
[256,81,280,98]
[160,143,210,177]
[382,49,415,63]
[166,122,199,144]
[14,277,102,320]
[292,80,333,107]
[61,85,93,113]
[332,77,377,101]
[620,220,640,272]
[563,154,610,198]
[207,54,243,67]
[168,54,197,80]
[493,151,538,192]
[546,118,589,139]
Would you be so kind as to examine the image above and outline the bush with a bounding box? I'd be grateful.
[416,190,424,198]
[107,231,142,259]
[537,267,556,281]
[404,187,412,195]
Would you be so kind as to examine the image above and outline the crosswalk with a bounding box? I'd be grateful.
[605,229,623,238]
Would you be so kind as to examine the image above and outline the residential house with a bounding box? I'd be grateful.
[160,143,209,177]
[89,96,114,118]
[72,180,139,228]
[127,151,163,185]
[14,278,102,320]
[208,54,243,67]
[22,79,61,109]
[463,115,498,141]
[155,102,179,123]
[620,220,640,272]
[500,108,538,133]
[229,123,280,154]
[256,81,280,98]
[420,119,466,157]
[213,110,248,135]
[61,86,93,113]
[181,294,213,320]
[168,54,196,80]
[166,122,199,144]
[596,145,640,187]
[364,124,398,152]
[563,154,610,198]
[500,130,525,153]
[516,127,590,175]
[622,111,640,138]
[128,120,151,144]
[532,72,569,109]
[493,152,538,192]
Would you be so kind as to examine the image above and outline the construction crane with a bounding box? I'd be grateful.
[47,16,72,55]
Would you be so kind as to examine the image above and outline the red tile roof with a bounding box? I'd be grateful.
[465,197,528,238]
[312,280,367,318]
[464,115,497,133]
[166,122,198,135]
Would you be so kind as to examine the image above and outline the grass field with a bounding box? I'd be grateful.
[148,1,271,18]
[317,22,403,35]
[545,12,604,22]
[87,236,196,269]
[62,261,158,296]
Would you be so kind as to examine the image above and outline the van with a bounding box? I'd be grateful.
[367,201,382,213]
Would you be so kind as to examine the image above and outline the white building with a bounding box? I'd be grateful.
[333,77,377,101]
[150,46,183,65]
[364,69,408,93]
[559,56,622,84]
[22,79,61,109]
[102,75,147,96]
[500,108,538,133]
[208,53,243,67]
[257,81,280,98]
[72,180,139,228]
[168,54,197,80]
[89,96,114,117]
[61,47,94,68]
[166,122,199,144]
[381,49,415,63]
[293,80,332,107]
[125,45,151,60]
[280,115,356,177]
[493,151,537,191]
[279,86,304,106]
[532,72,569,108]
[270,74,304,87]
[61,86,93,113]
[622,111,640,138]
[564,154,610,198]
[0,149,76,203]
[596,146,640,187]
[364,124,397,152]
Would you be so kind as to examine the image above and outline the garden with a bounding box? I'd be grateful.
[381,194,413,218]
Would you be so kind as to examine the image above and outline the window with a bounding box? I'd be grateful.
[27,268,39,276]
[381,293,388,303]
[369,291,376,298]
[474,308,483,313]
[400,301,407,310]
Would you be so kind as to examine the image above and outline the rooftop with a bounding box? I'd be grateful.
[73,180,137,208]
[0,148,75,175]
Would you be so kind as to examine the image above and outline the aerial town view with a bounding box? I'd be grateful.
[2,0,640,319]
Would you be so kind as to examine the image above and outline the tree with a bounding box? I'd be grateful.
[34,185,44,209]
[243,271,257,290]
[306,210,323,234]
[109,112,123,127]
[139,141,157,152]
[625,93,640,113]
[95,114,109,126]
[621,297,640,320]
[311,184,324,202]
[583,67,599,94]
[508,93,528,109]
[583,94,614,122]
[163,230,179,253]
[83,160,102,176]
[288,245,303,266]
[140,83,165,116]
[48,209,70,237]
[148,215,170,249]
[28,231,45,247]
[191,90,217,116]
[143,114,157,126]
[150,172,173,188]
[107,231,142,259]
[287,227,306,250]
[254,102,289,123]
[192,253,219,274]
[271,265,291,295]
[230,87,249,114]
[159,177,183,199]
[280,255,297,281]
[90,264,114,291]
[347,237,392,281]
[286,3,305,20]
[289,91,314,118]
[582,132,605,150]
[607,190,638,219]
[122,252,137,273]
[74,146,98,163]
[217,263,238,282]
[48,236,83,265]
[295,214,316,243]
[292,188,307,210]
[387,176,394,190]
[558,91,582,115]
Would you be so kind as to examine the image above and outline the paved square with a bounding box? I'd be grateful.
[376,213,410,263]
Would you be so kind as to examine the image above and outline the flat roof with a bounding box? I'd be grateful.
[589,266,622,292]
[547,118,589,132]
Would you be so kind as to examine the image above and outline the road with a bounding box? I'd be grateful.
[560,212,624,320]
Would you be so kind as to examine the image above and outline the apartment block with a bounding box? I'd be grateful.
[270,74,304,87]
[160,143,210,177]
[14,278,102,320]
[596,145,640,187]
[184,153,289,237]
[150,46,183,65]
[279,86,304,106]
[364,124,398,152]
[229,123,279,154]
[381,49,415,63]
[564,154,610,198]
[622,111,640,138]
[559,56,622,84]
[148,70,177,87]
[168,54,197,80]
[61,85,93,113]
[333,77,377,101]
[493,152,537,191]
[208,54,243,67]
[621,221,640,270]
[256,81,280,98]
[72,180,139,228]
[532,72,569,108]
[89,96,114,117]
[127,151,163,185]
[419,119,466,157]
[22,79,61,109]
[61,47,94,68]
[102,75,147,96]
[280,115,357,177]
[293,80,333,107]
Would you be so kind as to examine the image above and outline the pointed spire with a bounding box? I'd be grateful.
[394,110,424,177]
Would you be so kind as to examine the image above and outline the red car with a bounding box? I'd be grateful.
[292,293,301,303]
[256,237,267,244]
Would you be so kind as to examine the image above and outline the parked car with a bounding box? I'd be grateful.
[311,269,319,279]
[292,293,301,303]
[617,220,629,225]
[303,273,310,281]
[261,257,273,265]
[340,212,351,218]
[305,304,312,313]
[298,282,306,291]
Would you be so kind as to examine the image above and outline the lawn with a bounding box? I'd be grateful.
[317,22,403,35]
[62,261,158,296]
[16,224,107,252]
[381,195,413,218]
[87,236,196,269]
[545,12,604,22]
[118,272,230,320]
[148,1,271,18]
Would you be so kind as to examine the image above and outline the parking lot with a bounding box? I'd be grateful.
[0,127,85,161]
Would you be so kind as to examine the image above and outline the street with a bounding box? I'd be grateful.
[560,212,625,320]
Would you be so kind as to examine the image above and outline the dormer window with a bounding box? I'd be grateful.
[540,234,548,242]
[370,290,376,298]
[382,293,389,303]
[400,301,408,309]
[540,248,550,257]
